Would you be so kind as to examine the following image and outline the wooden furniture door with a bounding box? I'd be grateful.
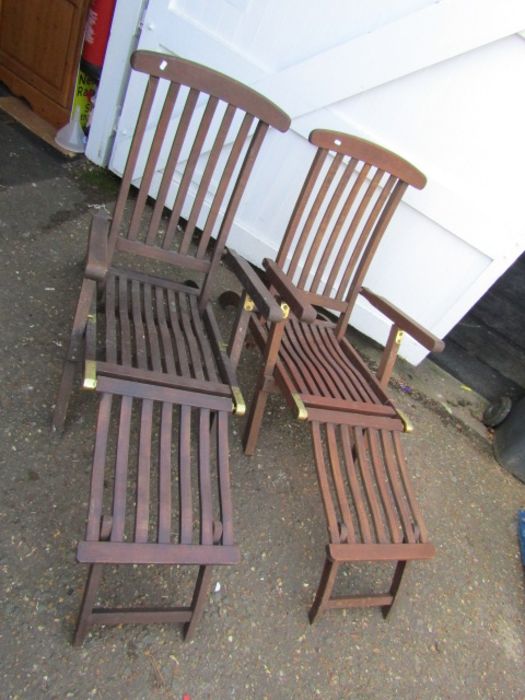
[0,0,90,127]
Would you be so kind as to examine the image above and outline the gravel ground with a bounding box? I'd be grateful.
[1,111,524,699]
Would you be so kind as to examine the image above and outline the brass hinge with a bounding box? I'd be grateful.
[83,360,97,390]
[396,409,413,433]
[231,386,246,416]
[292,393,308,420]
[395,329,405,345]
[243,295,255,312]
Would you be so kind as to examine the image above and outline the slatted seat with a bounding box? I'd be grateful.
[250,316,404,431]
[225,129,443,622]
[308,421,434,621]
[97,269,231,395]
[74,377,238,645]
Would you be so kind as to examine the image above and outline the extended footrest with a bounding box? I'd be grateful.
[308,419,434,623]
[74,384,239,646]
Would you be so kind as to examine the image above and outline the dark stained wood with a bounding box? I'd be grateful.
[75,391,240,644]
[0,0,90,127]
[226,128,437,622]
[53,50,290,644]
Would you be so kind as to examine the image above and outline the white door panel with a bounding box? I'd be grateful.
[105,0,525,364]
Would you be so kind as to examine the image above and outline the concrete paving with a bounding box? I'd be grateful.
[1,110,524,699]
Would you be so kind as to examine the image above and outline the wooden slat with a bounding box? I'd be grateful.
[86,394,113,541]
[105,273,117,363]
[158,403,172,544]
[380,430,418,544]
[116,238,210,273]
[297,152,346,289]
[353,426,387,544]
[276,148,328,269]
[311,421,340,543]
[298,321,369,401]
[326,594,393,609]
[288,151,342,281]
[128,82,180,242]
[77,541,241,565]
[196,112,254,259]
[202,303,239,387]
[91,608,192,625]
[310,157,359,292]
[204,122,271,273]
[158,87,201,248]
[166,289,191,378]
[155,287,176,374]
[108,75,159,255]
[335,172,396,301]
[314,324,379,403]
[322,162,373,295]
[167,91,218,247]
[177,292,204,380]
[281,323,337,395]
[307,408,402,431]
[337,180,408,334]
[118,274,132,366]
[198,409,214,545]
[338,334,393,404]
[300,394,397,417]
[143,82,183,244]
[326,423,356,542]
[111,396,133,542]
[174,95,219,254]
[143,283,163,372]
[216,411,234,545]
[392,431,429,542]
[189,295,219,382]
[110,267,201,295]
[135,399,153,543]
[340,425,372,543]
[289,321,346,397]
[96,376,232,412]
[179,405,193,544]
[367,429,402,543]
[183,104,236,253]
[96,361,230,396]
[131,279,147,369]
[329,542,435,562]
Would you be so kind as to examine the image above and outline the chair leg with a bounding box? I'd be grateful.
[381,559,407,619]
[183,565,213,642]
[52,278,96,431]
[242,375,270,456]
[308,556,339,624]
[52,356,78,431]
[73,563,104,646]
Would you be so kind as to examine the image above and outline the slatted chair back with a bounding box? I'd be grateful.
[275,130,426,334]
[108,50,290,308]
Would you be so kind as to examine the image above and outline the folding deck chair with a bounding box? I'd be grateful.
[53,50,290,643]
[226,129,443,621]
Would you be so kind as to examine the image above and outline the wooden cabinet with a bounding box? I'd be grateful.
[0,0,90,127]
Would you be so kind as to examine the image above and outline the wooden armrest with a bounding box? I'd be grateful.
[263,259,317,324]
[360,287,444,353]
[85,211,111,282]
[225,248,284,323]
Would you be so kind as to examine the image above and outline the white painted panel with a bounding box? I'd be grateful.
[104,0,525,365]
[86,0,146,165]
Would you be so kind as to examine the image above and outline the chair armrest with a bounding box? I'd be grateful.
[225,248,284,323]
[263,259,317,324]
[360,287,444,353]
[85,211,111,282]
